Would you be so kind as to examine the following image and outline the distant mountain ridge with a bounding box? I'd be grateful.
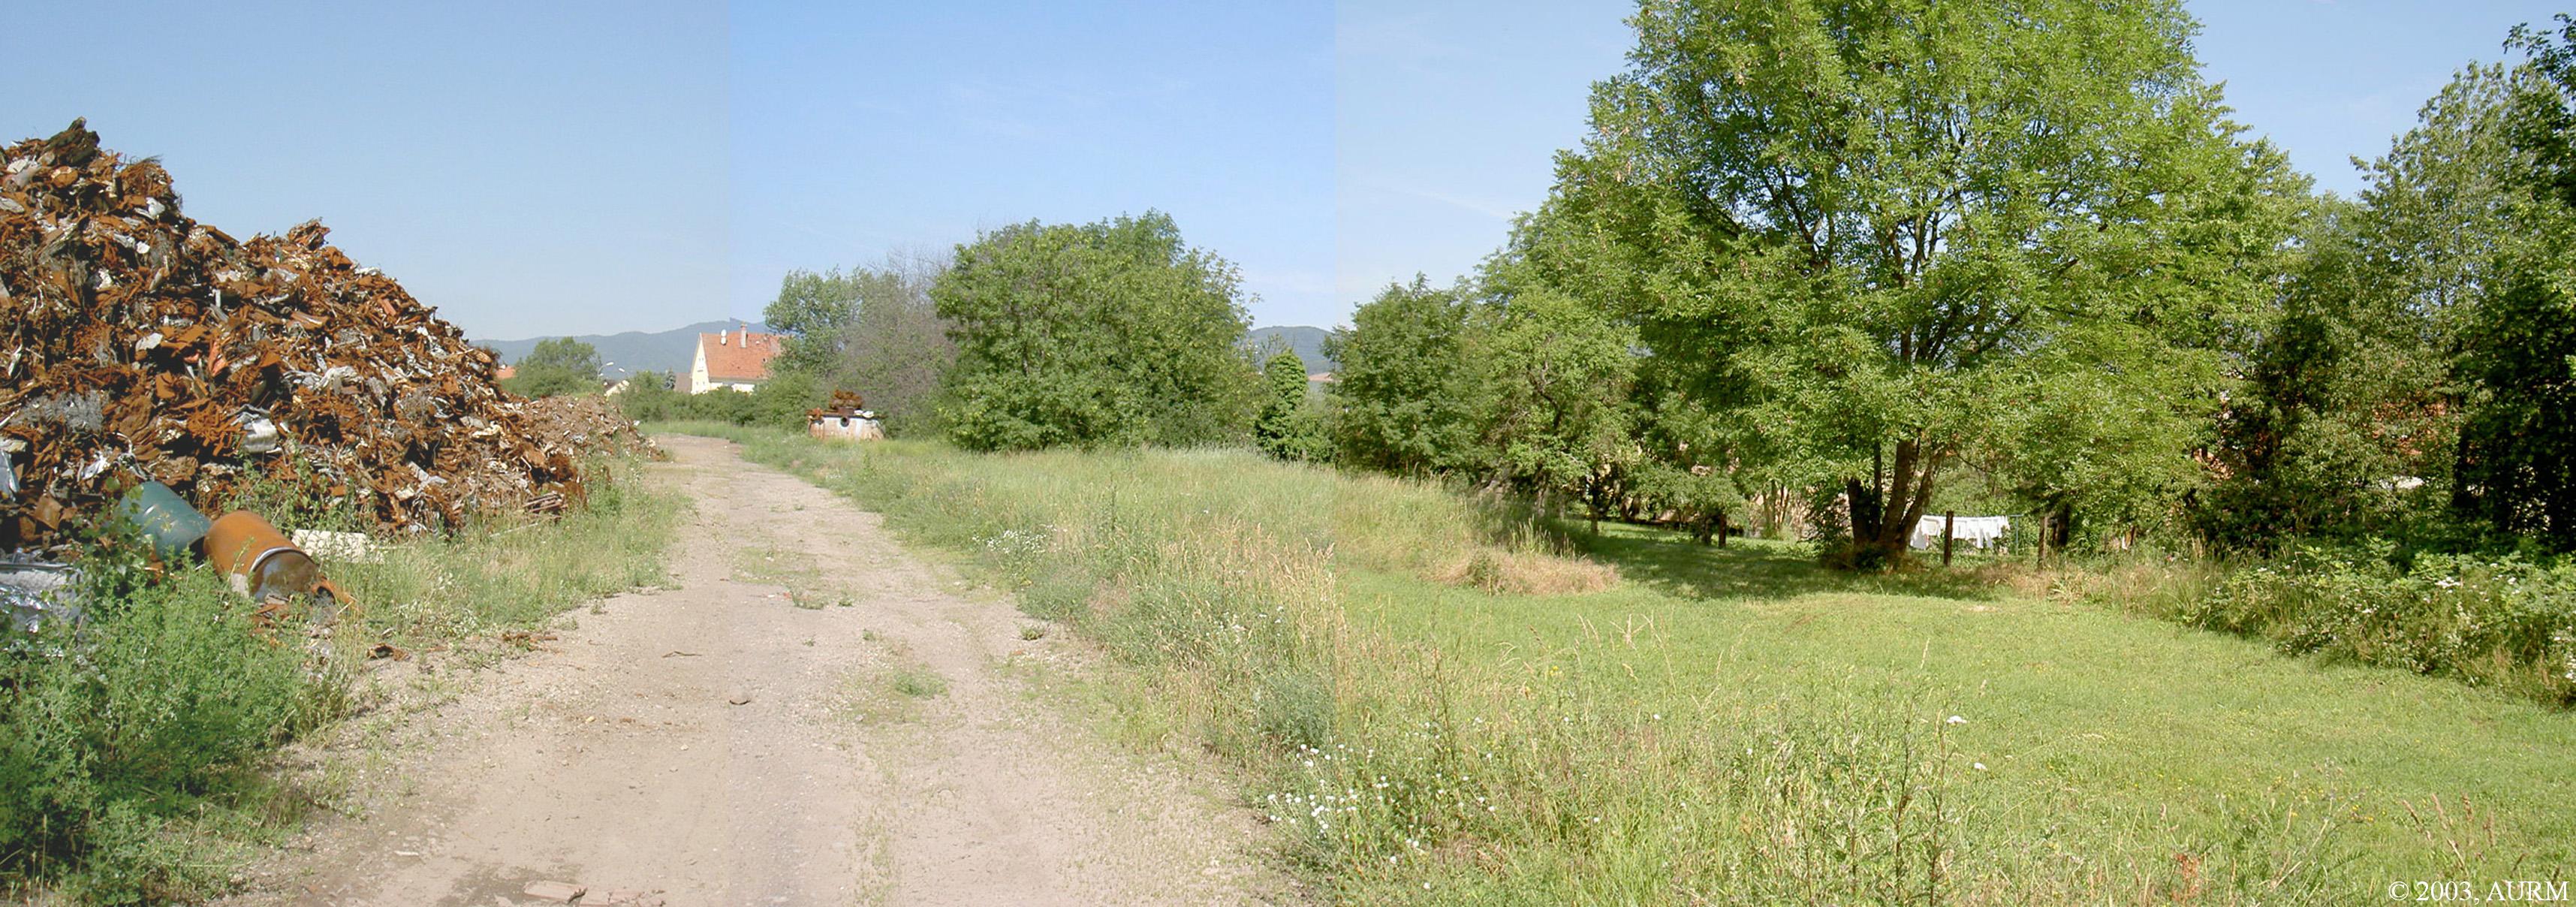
[1243,325,1336,375]
[481,321,1336,380]
[476,320,772,380]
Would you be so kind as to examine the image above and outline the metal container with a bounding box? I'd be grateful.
[115,481,212,559]
[203,511,320,601]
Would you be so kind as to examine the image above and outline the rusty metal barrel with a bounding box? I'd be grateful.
[203,511,322,602]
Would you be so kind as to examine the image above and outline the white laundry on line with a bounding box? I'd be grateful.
[1909,514,2011,550]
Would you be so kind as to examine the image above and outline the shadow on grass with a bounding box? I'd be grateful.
[1567,522,2009,603]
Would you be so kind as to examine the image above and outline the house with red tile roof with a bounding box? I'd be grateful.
[687,325,784,394]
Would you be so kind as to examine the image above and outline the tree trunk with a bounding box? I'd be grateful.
[1850,437,1941,568]
[1845,478,1882,541]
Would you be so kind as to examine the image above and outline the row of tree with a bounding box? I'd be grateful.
[752,212,1267,450]
[1328,0,2576,562]
[753,1,2575,565]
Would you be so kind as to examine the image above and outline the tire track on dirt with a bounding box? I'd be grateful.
[237,435,1276,906]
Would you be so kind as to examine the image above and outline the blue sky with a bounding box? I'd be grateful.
[2191,0,2560,195]
[729,1,1333,331]
[2,2,2562,339]
[0,1,729,341]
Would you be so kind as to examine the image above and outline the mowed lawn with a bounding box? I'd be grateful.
[1349,523,2576,889]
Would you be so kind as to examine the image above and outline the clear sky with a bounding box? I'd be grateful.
[728,1,1333,330]
[2,2,2562,339]
[2190,1,2565,197]
[0,1,729,341]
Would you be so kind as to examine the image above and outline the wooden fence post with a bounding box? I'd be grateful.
[1942,510,1955,567]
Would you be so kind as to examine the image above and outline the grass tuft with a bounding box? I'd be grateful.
[889,666,949,698]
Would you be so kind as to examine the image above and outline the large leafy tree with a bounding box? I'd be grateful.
[1475,273,1641,532]
[763,268,869,377]
[2191,67,2529,548]
[1527,0,2291,563]
[2451,20,2576,547]
[1324,276,1494,475]
[933,211,1256,451]
[502,337,601,399]
[830,257,957,438]
[763,255,960,437]
[2192,200,2445,546]
[1254,351,1327,462]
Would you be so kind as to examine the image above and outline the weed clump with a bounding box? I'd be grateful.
[890,667,948,698]
[2184,541,2576,705]
[1,455,678,902]
[0,544,308,902]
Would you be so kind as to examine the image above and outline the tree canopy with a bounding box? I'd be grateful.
[1503,0,2302,560]
[760,255,957,437]
[502,337,601,399]
[1324,277,1493,475]
[933,211,1257,451]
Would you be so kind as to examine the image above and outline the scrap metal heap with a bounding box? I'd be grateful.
[0,121,600,552]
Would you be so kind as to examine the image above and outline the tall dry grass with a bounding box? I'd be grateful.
[693,428,2352,902]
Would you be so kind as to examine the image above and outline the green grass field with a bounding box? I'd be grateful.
[670,423,2573,904]
[1356,527,2576,900]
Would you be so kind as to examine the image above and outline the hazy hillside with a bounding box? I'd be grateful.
[478,321,772,379]
[1243,325,1336,374]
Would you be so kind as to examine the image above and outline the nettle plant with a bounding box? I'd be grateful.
[2189,541,2576,704]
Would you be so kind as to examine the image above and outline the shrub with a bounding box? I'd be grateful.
[2186,540,2576,705]
[616,376,761,427]
[0,561,308,900]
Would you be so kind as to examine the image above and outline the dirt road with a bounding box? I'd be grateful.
[248,435,1276,906]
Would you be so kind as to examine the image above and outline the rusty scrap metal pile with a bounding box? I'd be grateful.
[0,121,603,552]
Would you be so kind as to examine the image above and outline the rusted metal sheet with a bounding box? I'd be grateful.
[0,121,645,553]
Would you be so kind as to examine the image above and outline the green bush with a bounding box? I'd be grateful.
[2188,540,2576,704]
[749,371,826,432]
[0,564,307,901]
[617,373,822,433]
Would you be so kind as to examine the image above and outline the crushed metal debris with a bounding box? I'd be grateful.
[0,119,643,552]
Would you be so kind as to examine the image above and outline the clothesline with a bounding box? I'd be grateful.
[1908,514,2011,551]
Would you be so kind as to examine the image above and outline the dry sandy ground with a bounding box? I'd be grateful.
[225,435,1282,906]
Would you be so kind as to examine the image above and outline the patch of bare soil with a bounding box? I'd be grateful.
[221,435,1281,906]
